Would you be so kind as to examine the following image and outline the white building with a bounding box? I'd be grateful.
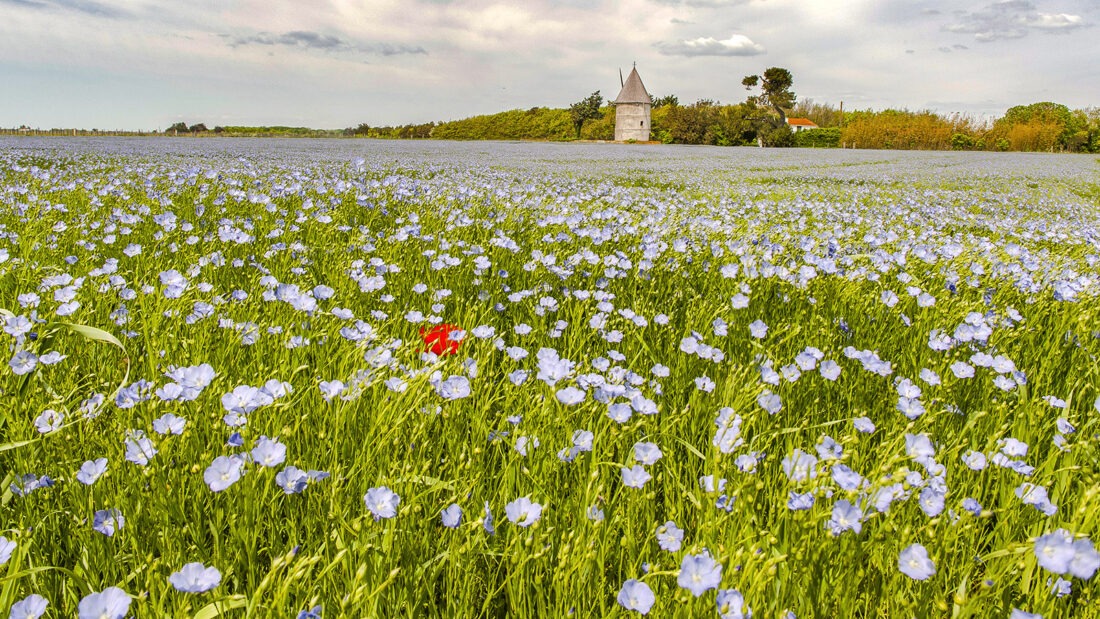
[613,67,652,142]
[786,117,819,132]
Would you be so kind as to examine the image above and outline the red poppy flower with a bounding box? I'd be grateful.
[420,323,462,356]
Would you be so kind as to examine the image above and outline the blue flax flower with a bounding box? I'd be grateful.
[92,508,125,537]
[77,587,130,619]
[204,455,244,492]
[441,504,462,528]
[898,544,935,580]
[678,552,722,596]
[9,593,48,619]
[276,466,312,494]
[787,492,814,511]
[0,536,16,564]
[483,502,495,535]
[364,486,400,520]
[505,497,543,527]
[827,500,862,536]
[252,435,287,468]
[717,589,751,619]
[622,465,652,489]
[152,413,187,435]
[656,521,684,552]
[76,458,108,485]
[616,579,655,615]
[169,562,222,593]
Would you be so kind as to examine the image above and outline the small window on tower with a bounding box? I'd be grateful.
[640,121,644,126]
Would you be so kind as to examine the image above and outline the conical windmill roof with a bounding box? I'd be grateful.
[614,67,651,104]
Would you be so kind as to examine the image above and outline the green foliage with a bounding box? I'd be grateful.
[1002,101,1072,127]
[841,110,977,150]
[153,90,1097,153]
[793,128,841,148]
[344,123,371,136]
[654,100,756,146]
[431,108,572,141]
[951,132,976,151]
[990,102,1089,152]
[759,124,794,147]
[580,107,615,140]
[742,67,797,147]
[569,91,604,138]
[743,67,796,124]
[652,94,679,109]
[172,126,350,138]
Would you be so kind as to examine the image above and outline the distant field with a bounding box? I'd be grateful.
[1,138,1098,618]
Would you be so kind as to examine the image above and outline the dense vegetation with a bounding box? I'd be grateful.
[388,99,1099,152]
[137,102,1100,153]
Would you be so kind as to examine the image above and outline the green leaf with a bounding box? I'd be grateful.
[0,439,39,454]
[671,436,706,461]
[192,595,248,619]
[59,322,126,351]
[0,566,57,583]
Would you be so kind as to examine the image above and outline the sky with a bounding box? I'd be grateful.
[1,0,1097,130]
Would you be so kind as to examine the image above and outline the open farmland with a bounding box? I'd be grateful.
[1,138,1099,618]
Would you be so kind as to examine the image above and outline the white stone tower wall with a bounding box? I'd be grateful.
[615,103,651,141]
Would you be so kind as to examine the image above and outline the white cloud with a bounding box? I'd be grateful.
[655,33,765,57]
[1027,12,1086,30]
[945,1,1089,42]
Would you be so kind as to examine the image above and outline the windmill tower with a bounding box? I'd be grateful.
[613,65,652,142]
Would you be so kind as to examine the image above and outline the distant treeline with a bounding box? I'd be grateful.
[0,127,157,137]
[339,99,1100,153]
[8,99,1099,152]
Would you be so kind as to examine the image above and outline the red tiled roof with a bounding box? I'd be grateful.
[786,118,818,127]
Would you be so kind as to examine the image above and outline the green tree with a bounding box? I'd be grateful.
[569,91,603,138]
[994,102,1080,151]
[742,67,796,146]
[167,122,188,133]
[344,123,371,136]
[1083,107,1100,153]
[652,94,679,109]
[661,99,717,144]
[742,67,796,125]
[188,123,208,133]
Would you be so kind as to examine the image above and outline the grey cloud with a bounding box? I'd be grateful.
[655,33,765,56]
[945,1,1089,42]
[225,31,427,56]
[937,43,970,53]
[0,0,129,18]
